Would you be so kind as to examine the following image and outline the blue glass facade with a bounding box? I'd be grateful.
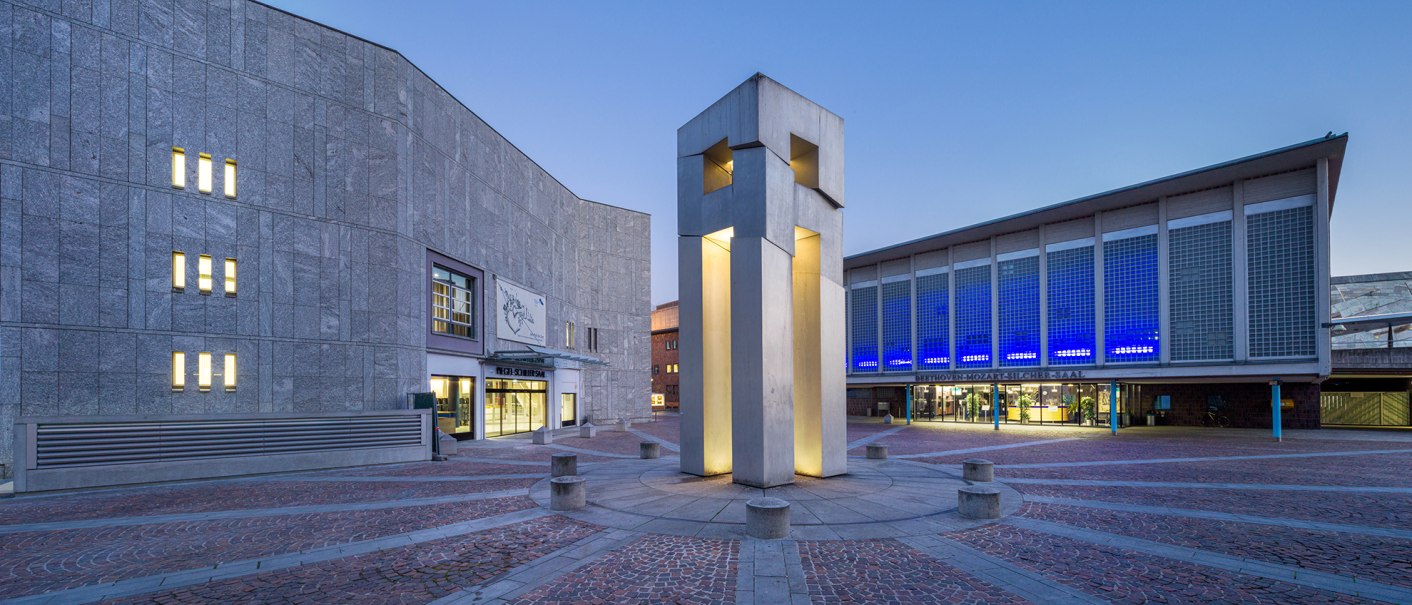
[1103,233,1160,363]
[955,265,993,368]
[881,280,913,370]
[998,255,1040,367]
[915,272,950,369]
[1046,245,1095,365]
[849,285,878,371]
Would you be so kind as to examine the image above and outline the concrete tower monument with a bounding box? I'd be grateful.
[677,74,847,488]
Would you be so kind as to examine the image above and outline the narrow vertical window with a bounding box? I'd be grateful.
[223,159,237,198]
[224,353,237,391]
[224,258,237,297]
[566,321,576,349]
[171,147,186,189]
[197,153,213,194]
[198,352,212,392]
[198,255,213,294]
[172,352,186,391]
[171,251,186,292]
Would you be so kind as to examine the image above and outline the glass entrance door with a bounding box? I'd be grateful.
[430,375,474,437]
[485,378,548,437]
[561,393,577,427]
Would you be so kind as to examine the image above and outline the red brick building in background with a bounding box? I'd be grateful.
[651,301,681,408]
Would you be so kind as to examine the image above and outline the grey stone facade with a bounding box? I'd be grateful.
[0,0,651,470]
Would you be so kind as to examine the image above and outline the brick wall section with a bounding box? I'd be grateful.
[650,328,678,407]
[0,0,651,469]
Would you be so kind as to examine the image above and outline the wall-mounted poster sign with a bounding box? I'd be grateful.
[495,277,546,346]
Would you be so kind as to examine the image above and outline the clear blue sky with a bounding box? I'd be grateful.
[268,1,1412,306]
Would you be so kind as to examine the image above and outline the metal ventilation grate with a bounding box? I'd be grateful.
[33,414,424,469]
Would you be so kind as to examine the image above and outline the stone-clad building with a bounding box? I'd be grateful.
[0,0,650,473]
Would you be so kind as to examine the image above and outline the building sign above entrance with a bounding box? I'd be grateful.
[494,366,547,378]
[917,370,1086,382]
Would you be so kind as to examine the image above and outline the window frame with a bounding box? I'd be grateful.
[426,250,485,356]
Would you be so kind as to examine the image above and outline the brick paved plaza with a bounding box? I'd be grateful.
[4,417,1412,604]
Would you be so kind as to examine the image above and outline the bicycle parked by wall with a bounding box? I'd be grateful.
[1202,406,1231,428]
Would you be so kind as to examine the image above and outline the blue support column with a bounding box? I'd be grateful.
[992,383,1000,431]
[905,384,913,425]
[1109,380,1119,435]
[1271,379,1282,442]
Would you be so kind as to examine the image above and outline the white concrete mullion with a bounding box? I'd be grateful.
[875,262,883,375]
[1231,181,1249,362]
[909,255,918,373]
[990,237,999,370]
[1094,212,1106,367]
[948,247,957,371]
[1157,197,1171,365]
[1038,224,1049,368]
[1315,159,1333,376]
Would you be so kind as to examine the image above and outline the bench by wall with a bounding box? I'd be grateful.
[13,410,431,493]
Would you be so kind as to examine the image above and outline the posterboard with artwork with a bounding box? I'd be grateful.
[495,277,547,346]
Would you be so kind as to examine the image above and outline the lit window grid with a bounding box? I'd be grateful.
[850,286,879,371]
[881,280,912,370]
[1046,246,1095,365]
[1103,234,1160,362]
[1248,206,1317,358]
[998,256,1040,367]
[1170,221,1233,361]
[432,279,476,338]
[954,266,993,368]
[915,273,950,369]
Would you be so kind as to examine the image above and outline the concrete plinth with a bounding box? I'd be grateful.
[745,497,791,539]
[615,419,631,432]
[579,423,597,438]
[550,476,586,511]
[962,458,994,482]
[958,486,1001,519]
[866,444,888,460]
[551,453,577,478]
[438,433,458,456]
[532,427,553,445]
[883,414,894,425]
[640,442,661,459]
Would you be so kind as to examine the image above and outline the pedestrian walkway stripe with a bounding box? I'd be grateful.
[1025,495,1412,540]
[264,474,544,483]
[430,528,642,604]
[0,508,552,605]
[1007,477,1412,494]
[898,535,1101,604]
[733,538,810,605]
[997,447,1412,469]
[544,444,644,459]
[848,425,909,450]
[627,428,680,452]
[895,437,1081,460]
[0,489,530,535]
[1007,516,1412,603]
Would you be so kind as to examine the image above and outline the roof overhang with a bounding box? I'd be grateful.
[488,346,608,367]
[845,134,1348,269]
[1327,311,1412,336]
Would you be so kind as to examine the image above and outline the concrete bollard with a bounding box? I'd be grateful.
[550,476,586,511]
[615,419,632,432]
[532,426,553,445]
[866,444,888,460]
[551,453,577,478]
[962,458,994,482]
[579,422,597,438]
[957,486,1001,519]
[746,497,790,539]
[883,413,894,425]
[437,433,458,457]
[640,441,661,459]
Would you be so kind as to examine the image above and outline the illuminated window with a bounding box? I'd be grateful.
[915,270,950,369]
[1047,241,1095,365]
[566,321,576,349]
[171,147,186,189]
[198,255,213,294]
[1104,228,1160,363]
[198,352,212,392]
[224,258,237,297]
[850,284,878,371]
[171,352,186,391]
[998,253,1040,367]
[431,265,476,338]
[223,159,237,198]
[224,353,237,391]
[955,264,993,368]
[881,277,912,370]
[171,251,186,292]
[197,153,213,194]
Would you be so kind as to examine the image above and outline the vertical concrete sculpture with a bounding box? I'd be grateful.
[678,74,847,488]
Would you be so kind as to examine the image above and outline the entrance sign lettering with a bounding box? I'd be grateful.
[494,366,546,378]
[917,370,1086,382]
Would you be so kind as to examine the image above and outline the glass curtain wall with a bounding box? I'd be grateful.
[430,375,475,436]
[485,379,548,437]
[909,382,1126,426]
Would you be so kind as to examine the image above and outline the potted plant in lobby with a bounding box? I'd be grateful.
[1080,396,1096,426]
[964,392,984,421]
[1062,392,1077,423]
[1017,393,1034,424]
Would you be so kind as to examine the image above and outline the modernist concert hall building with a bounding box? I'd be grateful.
[0,0,650,475]
[845,135,1347,429]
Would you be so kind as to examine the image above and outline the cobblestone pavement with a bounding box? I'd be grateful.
[4,418,1412,604]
